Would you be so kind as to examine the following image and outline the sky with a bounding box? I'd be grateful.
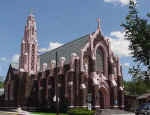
[0,0,150,81]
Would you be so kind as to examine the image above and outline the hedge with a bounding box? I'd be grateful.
[67,108,95,115]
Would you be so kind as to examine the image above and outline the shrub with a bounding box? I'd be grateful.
[67,108,95,115]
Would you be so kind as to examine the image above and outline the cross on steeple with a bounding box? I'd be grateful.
[29,8,34,16]
[97,17,101,29]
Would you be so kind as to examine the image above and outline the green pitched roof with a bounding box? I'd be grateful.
[11,62,19,70]
[39,34,89,69]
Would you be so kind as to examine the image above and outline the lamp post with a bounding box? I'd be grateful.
[55,51,59,115]
[53,95,59,115]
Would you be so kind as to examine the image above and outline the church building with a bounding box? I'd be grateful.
[3,13,124,110]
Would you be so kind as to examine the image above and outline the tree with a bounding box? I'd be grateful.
[121,0,150,70]
[122,1,150,96]
[124,79,150,96]
[0,81,4,88]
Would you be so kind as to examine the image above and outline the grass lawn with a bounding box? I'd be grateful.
[31,112,67,115]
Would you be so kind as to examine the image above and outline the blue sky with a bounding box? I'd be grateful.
[0,0,150,81]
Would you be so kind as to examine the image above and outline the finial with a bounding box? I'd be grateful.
[29,8,34,16]
[97,17,100,30]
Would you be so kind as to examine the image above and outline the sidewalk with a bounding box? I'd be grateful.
[0,111,17,115]
[0,109,30,115]
[95,109,135,115]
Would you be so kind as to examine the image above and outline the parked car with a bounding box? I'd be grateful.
[135,103,150,115]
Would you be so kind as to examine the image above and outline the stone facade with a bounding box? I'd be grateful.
[3,14,124,110]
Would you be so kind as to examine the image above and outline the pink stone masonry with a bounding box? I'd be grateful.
[19,13,38,74]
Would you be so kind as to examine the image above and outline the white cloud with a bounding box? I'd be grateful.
[110,31,125,39]
[107,30,131,57]
[104,0,136,5]
[124,63,130,67]
[39,42,63,53]
[11,54,20,63]
[0,57,7,62]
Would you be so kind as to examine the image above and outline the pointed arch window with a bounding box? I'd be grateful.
[32,27,34,35]
[96,47,104,73]
[31,45,35,70]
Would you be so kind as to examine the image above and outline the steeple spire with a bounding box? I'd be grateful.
[30,8,33,15]
[29,8,34,17]
[19,12,38,74]
[97,17,101,30]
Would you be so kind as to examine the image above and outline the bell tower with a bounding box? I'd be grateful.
[19,13,38,74]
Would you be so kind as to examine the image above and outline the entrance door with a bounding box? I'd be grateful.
[99,90,104,109]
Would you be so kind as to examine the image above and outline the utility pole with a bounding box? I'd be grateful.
[56,51,59,115]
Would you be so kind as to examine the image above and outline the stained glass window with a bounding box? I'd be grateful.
[96,47,104,73]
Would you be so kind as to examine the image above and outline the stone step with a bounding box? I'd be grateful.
[95,109,135,115]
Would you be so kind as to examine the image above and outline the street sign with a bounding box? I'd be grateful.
[88,103,92,111]
[88,93,92,103]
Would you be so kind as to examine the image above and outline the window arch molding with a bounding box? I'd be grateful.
[94,41,108,77]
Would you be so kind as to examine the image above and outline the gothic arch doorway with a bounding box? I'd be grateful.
[99,86,110,109]
[99,89,104,109]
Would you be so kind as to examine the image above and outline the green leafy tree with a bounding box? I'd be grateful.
[121,1,150,96]
[124,63,150,95]
[121,1,150,68]
[0,81,4,88]
[124,80,150,95]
